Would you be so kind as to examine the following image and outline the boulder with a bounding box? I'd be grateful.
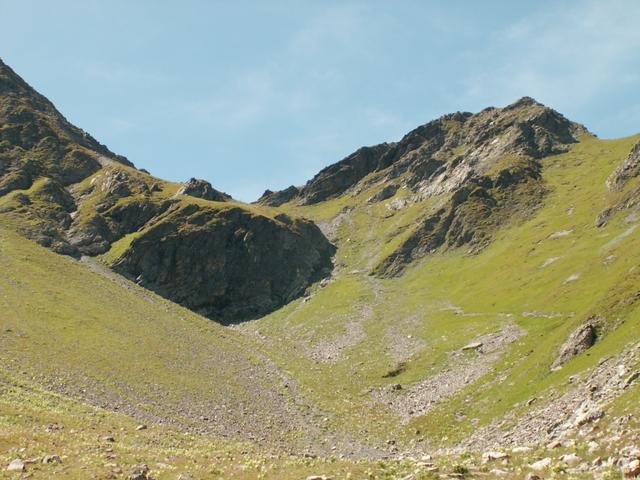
[551,321,597,369]
[7,459,26,471]
[529,458,552,471]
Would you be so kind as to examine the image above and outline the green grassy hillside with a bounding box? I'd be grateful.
[4,134,640,479]
[238,133,640,451]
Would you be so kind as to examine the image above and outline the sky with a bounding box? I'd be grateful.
[1,1,639,201]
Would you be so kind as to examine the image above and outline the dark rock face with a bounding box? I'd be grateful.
[112,205,335,323]
[256,185,300,206]
[177,178,231,202]
[297,144,393,205]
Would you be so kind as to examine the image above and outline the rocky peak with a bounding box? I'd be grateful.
[176,177,231,202]
[262,98,588,207]
[256,185,300,207]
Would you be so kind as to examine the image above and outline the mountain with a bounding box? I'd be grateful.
[260,97,589,276]
[2,59,640,479]
[0,58,334,323]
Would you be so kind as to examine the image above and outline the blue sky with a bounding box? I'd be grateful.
[1,1,639,201]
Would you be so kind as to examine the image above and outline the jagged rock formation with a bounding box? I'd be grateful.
[0,58,335,322]
[176,177,231,202]
[607,141,640,192]
[265,97,588,276]
[257,185,300,207]
[270,97,587,209]
[596,141,640,227]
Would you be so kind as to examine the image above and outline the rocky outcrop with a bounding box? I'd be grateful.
[176,177,231,202]
[607,141,640,192]
[111,204,335,323]
[296,144,394,205]
[256,185,300,206]
[551,321,598,369]
[597,141,640,227]
[367,184,398,203]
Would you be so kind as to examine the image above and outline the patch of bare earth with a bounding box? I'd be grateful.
[459,341,640,451]
[371,323,526,423]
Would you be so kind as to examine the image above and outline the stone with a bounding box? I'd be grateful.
[546,440,562,449]
[306,476,332,480]
[623,459,640,478]
[7,459,25,472]
[482,451,510,462]
[529,457,552,471]
[135,424,147,431]
[560,453,581,467]
[489,468,509,476]
[524,474,544,480]
[574,408,604,427]
[128,463,151,480]
[462,342,483,351]
[551,322,597,369]
[512,446,533,453]
[42,454,62,464]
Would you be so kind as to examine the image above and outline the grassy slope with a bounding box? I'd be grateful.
[3,134,640,478]
[239,134,640,447]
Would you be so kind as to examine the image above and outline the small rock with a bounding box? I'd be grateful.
[42,454,62,464]
[489,468,509,476]
[102,435,115,442]
[128,463,151,480]
[482,451,510,462]
[524,474,544,480]
[574,408,604,427]
[7,459,26,472]
[512,446,533,453]
[462,342,483,351]
[306,476,332,480]
[623,459,640,478]
[546,440,562,449]
[529,457,552,471]
[560,453,581,467]
[135,424,147,431]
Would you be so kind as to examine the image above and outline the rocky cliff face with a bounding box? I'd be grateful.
[112,205,334,323]
[0,58,335,322]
